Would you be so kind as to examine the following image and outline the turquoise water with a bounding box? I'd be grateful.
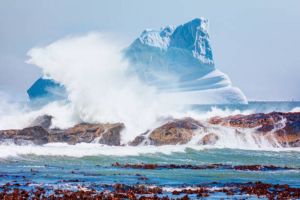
[0,101,300,198]
[1,149,299,189]
[192,101,300,113]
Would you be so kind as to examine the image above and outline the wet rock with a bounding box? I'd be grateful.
[98,124,124,146]
[198,133,219,145]
[1,181,300,199]
[112,163,298,171]
[209,112,300,147]
[0,126,49,145]
[0,123,124,145]
[29,115,53,129]
[149,118,204,145]
[49,123,124,145]
[18,126,49,145]
[0,129,19,142]
[129,135,147,146]
[129,131,149,146]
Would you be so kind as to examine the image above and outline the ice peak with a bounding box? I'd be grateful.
[130,18,213,64]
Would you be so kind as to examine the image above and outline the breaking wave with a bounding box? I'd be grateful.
[0,33,300,158]
[0,142,299,159]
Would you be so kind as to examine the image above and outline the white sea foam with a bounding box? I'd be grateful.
[0,143,191,158]
[291,107,300,112]
[0,142,299,159]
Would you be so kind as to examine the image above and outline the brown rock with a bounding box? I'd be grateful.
[198,133,219,145]
[98,123,124,146]
[208,112,300,147]
[0,123,124,146]
[149,118,204,145]
[0,126,49,145]
[129,135,147,146]
[49,123,124,145]
[129,131,149,146]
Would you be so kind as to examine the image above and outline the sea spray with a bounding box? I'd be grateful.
[0,33,299,150]
[26,33,183,143]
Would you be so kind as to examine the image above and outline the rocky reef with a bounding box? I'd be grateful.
[2,181,300,199]
[0,112,299,147]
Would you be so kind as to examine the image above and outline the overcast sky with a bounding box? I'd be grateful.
[0,0,299,101]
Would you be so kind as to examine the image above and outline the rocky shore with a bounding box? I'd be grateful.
[112,162,300,171]
[1,162,300,199]
[0,112,299,147]
[1,180,300,199]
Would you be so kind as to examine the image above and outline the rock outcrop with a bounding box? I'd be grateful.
[48,123,124,145]
[149,118,204,145]
[209,112,300,147]
[129,112,300,147]
[0,126,49,145]
[1,112,300,147]
[0,118,124,146]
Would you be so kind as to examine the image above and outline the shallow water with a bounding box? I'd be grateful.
[1,148,299,188]
[1,101,300,199]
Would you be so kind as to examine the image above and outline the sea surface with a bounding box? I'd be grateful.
[0,101,300,199]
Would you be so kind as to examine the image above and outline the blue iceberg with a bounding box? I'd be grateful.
[27,18,247,104]
[27,78,65,101]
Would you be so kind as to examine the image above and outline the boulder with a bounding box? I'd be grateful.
[98,124,124,146]
[30,115,53,129]
[148,118,204,145]
[49,123,124,145]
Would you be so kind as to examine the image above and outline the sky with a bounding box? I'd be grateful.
[0,0,299,101]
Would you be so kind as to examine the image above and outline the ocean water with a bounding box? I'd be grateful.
[0,101,300,199]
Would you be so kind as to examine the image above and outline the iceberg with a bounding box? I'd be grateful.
[27,18,247,104]
[124,18,247,104]
[27,78,65,101]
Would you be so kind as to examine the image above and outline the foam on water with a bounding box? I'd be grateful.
[0,141,299,159]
